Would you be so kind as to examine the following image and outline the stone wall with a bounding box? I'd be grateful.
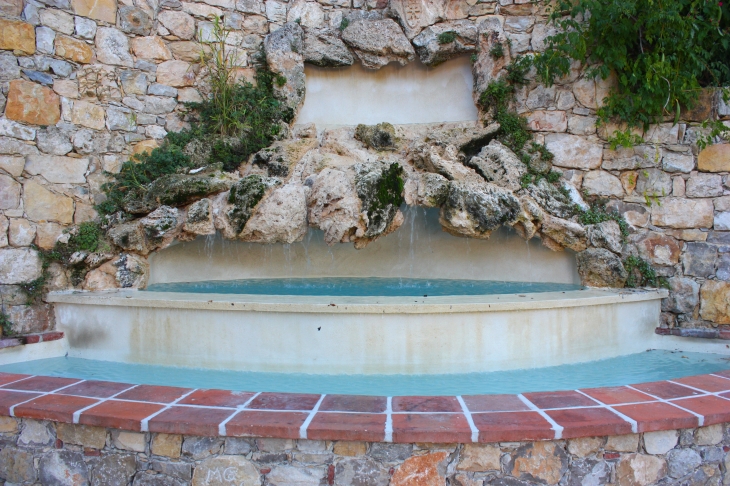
[0,0,729,335]
[0,417,729,485]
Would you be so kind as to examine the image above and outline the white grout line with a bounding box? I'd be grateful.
[71,385,139,424]
[456,396,478,443]
[384,397,393,442]
[0,375,37,388]
[140,389,198,432]
[710,373,730,382]
[666,380,729,395]
[299,394,326,440]
[625,385,705,426]
[517,394,563,440]
[9,379,86,417]
[218,392,261,436]
[574,389,638,433]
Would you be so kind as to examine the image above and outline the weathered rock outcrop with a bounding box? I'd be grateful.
[467,140,526,192]
[577,248,628,288]
[264,22,305,116]
[341,19,415,69]
[412,20,478,66]
[123,171,234,214]
[440,180,521,239]
[302,29,354,67]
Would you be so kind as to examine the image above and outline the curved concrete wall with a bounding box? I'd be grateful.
[296,56,478,127]
[148,208,580,285]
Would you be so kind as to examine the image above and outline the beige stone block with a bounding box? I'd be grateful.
[0,0,23,17]
[55,35,93,63]
[643,430,677,455]
[158,10,195,39]
[177,87,202,103]
[651,198,714,229]
[133,139,159,156]
[23,180,74,224]
[700,280,730,325]
[9,218,35,247]
[53,79,79,99]
[0,215,7,248]
[169,40,207,62]
[0,156,25,177]
[156,60,196,87]
[24,155,89,184]
[151,433,182,458]
[192,456,260,486]
[457,443,500,471]
[605,434,639,452]
[57,423,107,449]
[112,430,146,452]
[0,174,21,210]
[545,133,602,170]
[0,416,19,433]
[5,79,60,126]
[35,222,63,249]
[698,143,730,172]
[72,0,117,24]
[72,100,106,130]
[695,424,723,446]
[74,202,98,224]
[0,18,35,55]
[615,453,666,486]
[333,441,367,457]
[527,110,567,132]
[130,36,172,61]
[567,436,604,457]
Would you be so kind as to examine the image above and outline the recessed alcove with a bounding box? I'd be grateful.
[296,56,479,127]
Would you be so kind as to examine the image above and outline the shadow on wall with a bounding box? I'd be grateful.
[148,207,580,285]
[296,56,479,126]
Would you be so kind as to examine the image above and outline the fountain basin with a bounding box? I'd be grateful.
[46,288,667,375]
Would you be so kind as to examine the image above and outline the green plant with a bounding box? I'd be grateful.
[0,309,13,337]
[489,43,505,59]
[534,0,730,133]
[624,255,668,288]
[505,55,533,87]
[607,129,645,150]
[438,31,458,44]
[577,200,630,241]
[339,18,349,31]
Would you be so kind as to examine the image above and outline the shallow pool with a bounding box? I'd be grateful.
[145,277,583,297]
[2,350,727,396]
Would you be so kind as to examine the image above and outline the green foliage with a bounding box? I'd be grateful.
[607,129,645,150]
[624,255,669,289]
[697,118,730,150]
[0,310,13,337]
[577,200,630,241]
[504,55,533,87]
[478,78,531,154]
[437,31,458,44]
[534,0,730,132]
[99,17,287,216]
[365,163,405,230]
[339,18,349,31]
[489,43,505,59]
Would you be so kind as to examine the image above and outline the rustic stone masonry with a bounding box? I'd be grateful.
[0,0,729,337]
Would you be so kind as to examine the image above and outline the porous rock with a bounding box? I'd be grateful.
[508,441,569,485]
[526,178,575,219]
[307,168,363,246]
[227,175,279,235]
[341,18,415,69]
[540,215,587,252]
[239,183,308,244]
[699,280,730,324]
[412,20,477,66]
[586,220,623,254]
[302,29,353,67]
[355,123,397,151]
[125,172,234,214]
[467,140,526,192]
[576,248,628,288]
[615,453,667,486]
[264,22,305,116]
[439,180,521,239]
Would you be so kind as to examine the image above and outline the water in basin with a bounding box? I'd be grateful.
[2,351,727,396]
[145,277,583,296]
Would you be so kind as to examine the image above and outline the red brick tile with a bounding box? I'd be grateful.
[0,390,40,414]
[472,411,555,442]
[712,369,730,379]
[613,402,699,432]
[79,400,164,431]
[247,393,321,411]
[0,373,31,386]
[2,376,80,392]
[319,395,386,413]
[579,386,655,405]
[522,390,596,409]
[672,375,730,393]
[670,396,730,426]
[115,385,192,403]
[14,394,98,422]
[177,389,255,408]
[392,396,462,413]
[631,381,701,400]
[392,413,472,443]
[225,411,309,438]
[58,381,134,399]
[547,408,633,439]
[41,331,64,342]
[148,406,234,436]
[24,335,41,344]
[307,413,386,441]
[462,394,529,412]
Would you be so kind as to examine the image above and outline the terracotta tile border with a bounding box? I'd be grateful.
[0,371,728,443]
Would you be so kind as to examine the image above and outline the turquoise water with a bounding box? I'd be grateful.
[145,277,583,297]
[1,351,728,396]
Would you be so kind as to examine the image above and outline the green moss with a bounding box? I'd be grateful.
[339,18,349,31]
[489,43,505,59]
[227,175,270,233]
[577,200,630,241]
[623,255,669,289]
[357,163,405,237]
[438,31,458,44]
[355,123,397,151]
[0,310,14,337]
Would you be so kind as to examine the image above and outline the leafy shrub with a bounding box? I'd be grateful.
[438,31,458,44]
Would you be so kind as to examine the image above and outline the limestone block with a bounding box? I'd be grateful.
[682,242,718,278]
[698,144,730,172]
[577,247,627,287]
[91,454,136,485]
[0,18,36,54]
[40,8,74,34]
[107,107,137,131]
[0,416,18,433]
[242,14,268,34]
[117,5,152,35]
[177,88,202,103]
[72,99,106,130]
[95,27,133,66]
[5,79,60,125]
[36,126,73,155]
[56,423,107,449]
[0,247,42,284]
[686,173,724,198]
[700,280,730,324]
[567,437,604,457]
[156,60,195,87]
[55,34,93,63]
[183,2,223,19]
[457,444,500,471]
[0,155,25,177]
[302,30,354,67]
[25,155,89,184]
[264,22,305,113]
[151,433,182,458]
[9,219,36,247]
[342,18,415,69]
[39,451,89,486]
[23,180,74,224]
[389,0,445,39]
[192,456,260,486]
[508,442,568,485]
[75,16,97,39]
[716,212,730,231]
[36,25,55,53]
[35,222,63,249]
[651,198,714,229]
[662,277,699,314]
[666,448,701,479]
[0,174,21,210]
[333,441,367,457]
[131,36,172,61]
[606,434,639,452]
[643,430,678,455]
[662,151,694,173]
[334,456,390,486]
[7,303,55,333]
[582,170,624,197]
[695,424,723,446]
[616,453,667,486]
[287,0,325,29]
[112,430,146,452]
[72,0,117,23]
[158,10,195,39]
[0,447,37,483]
[545,133,602,169]
[53,79,79,99]
[0,0,23,17]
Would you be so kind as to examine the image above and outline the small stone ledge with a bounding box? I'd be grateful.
[656,327,730,340]
[0,331,65,350]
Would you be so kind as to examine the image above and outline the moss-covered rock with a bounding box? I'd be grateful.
[227,175,279,234]
[439,180,521,238]
[124,172,233,214]
[355,161,405,238]
[525,178,576,219]
[355,123,397,151]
